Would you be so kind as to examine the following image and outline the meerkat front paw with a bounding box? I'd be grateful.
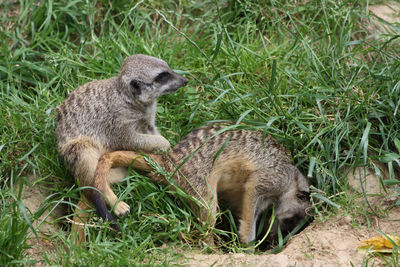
[155,135,171,152]
[114,201,130,216]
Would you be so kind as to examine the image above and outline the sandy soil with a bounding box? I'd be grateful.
[19,175,64,265]
[369,2,400,26]
[180,205,400,266]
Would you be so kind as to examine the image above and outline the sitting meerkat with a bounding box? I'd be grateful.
[73,123,310,245]
[56,54,188,227]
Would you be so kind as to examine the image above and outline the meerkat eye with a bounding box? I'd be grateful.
[154,71,171,83]
[130,80,141,95]
[297,191,310,201]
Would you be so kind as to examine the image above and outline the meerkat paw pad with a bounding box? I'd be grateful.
[114,201,130,216]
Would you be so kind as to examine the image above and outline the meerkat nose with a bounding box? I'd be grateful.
[182,77,188,86]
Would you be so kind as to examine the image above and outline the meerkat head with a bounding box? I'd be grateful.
[118,54,188,104]
[271,167,311,240]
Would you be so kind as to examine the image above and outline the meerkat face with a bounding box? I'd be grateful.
[270,169,311,239]
[119,54,188,104]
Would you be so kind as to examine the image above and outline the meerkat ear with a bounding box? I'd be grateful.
[130,80,141,95]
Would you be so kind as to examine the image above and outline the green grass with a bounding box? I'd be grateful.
[1,0,399,265]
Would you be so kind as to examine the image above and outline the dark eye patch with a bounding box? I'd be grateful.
[296,191,310,201]
[130,80,141,95]
[154,71,171,83]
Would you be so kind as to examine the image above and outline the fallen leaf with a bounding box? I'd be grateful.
[358,235,400,254]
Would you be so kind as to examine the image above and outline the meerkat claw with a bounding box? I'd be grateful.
[114,201,130,217]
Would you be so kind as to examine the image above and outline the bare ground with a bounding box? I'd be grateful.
[20,175,64,265]
[181,190,400,267]
[180,206,400,266]
[369,2,400,29]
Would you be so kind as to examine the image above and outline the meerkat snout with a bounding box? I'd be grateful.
[153,70,188,95]
[269,181,311,241]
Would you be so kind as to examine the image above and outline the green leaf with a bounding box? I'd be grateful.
[394,138,400,154]
[383,179,400,186]
[307,157,316,178]
[312,193,341,209]
[380,153,400,163]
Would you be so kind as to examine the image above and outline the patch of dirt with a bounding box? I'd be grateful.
[347,165,385,195]
[19,175,64,265]
[368,2,400,34]
[353,1,400,62]
[369,2,400,24]
[181,207,400,266]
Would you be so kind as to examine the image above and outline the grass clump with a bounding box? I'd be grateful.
[0,189,31,265]
[0,0,399,265]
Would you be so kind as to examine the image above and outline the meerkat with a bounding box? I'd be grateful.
[56,54,188,222]
[74,123,310,244]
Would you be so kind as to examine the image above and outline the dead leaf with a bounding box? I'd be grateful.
[358,235,400,254]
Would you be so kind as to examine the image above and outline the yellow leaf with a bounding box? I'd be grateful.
[358,235,400,251]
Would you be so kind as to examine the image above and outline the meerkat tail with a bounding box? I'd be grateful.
[92,191,121,231]
[92,151,162,230]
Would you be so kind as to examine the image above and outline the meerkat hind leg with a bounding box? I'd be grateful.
[101,170,129,216]
[108,167,128,183]
[102,185,130,216]
[98,151,154,217]
[106,167,130,216]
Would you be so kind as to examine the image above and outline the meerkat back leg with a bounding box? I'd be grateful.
[102,181,130,216]
[108,167,128,183]
[238,192,257,243]
[61,138,130,216]
[107,167,130,215]
[60,138,101,188]
[94,151,157,216]
[95,167,130,216]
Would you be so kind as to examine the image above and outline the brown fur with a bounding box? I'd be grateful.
[73,123,310,244]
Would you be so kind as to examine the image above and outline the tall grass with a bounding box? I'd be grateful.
[0,0,399,265]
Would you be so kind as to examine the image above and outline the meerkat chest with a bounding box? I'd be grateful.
[135,118,157,134]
